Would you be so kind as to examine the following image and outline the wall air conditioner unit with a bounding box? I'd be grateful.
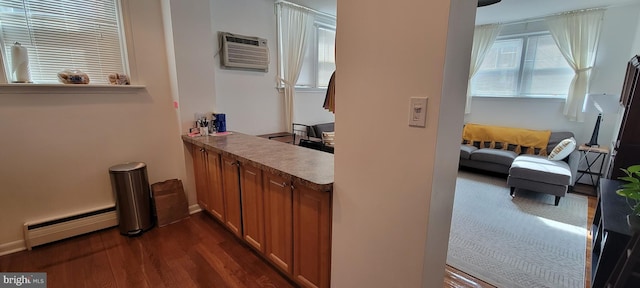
[220,32,269,72]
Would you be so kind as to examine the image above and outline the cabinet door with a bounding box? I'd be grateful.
[263,171,293,274]
[205,149,225,222]
[192,145,209,211]
[221,155,242,238]
[293,185,331,288]
[240,164,265,252]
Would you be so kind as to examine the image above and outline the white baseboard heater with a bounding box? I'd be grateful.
[23,205,118,250]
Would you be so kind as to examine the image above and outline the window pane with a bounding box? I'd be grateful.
[295,27,315,87]
[317,27,335,88]
[471,39,522,96]
[0,0,126,84]
[521,35,574,96]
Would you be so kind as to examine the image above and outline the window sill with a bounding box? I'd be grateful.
[0,83,146,94]
[472,95,566,102]
[275,86,328,93]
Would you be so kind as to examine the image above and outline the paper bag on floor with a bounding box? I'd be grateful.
[151,179,190,227]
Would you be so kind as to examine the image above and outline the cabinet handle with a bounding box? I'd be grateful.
[231,161,239,166]
[290,184,295,191]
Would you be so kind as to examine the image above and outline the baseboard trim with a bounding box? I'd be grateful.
[0,240,26,256]
[189,204,202,214]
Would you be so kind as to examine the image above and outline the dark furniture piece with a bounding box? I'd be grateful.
[592,179,633,288]
[609,55,640,179]
[292,122,334,154]
[607,232,640,288]
[258,132,294,144]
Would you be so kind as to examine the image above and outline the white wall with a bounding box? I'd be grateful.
[331,0,475,287]
[162,0,219,206]
[293,90,335,125]
[209,0,335,135]
[466,4,640,147]
[0,0,185,253]
[209,0,282,135]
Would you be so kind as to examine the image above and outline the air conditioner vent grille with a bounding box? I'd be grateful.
[226,36,260,46]
[220,32,269,72]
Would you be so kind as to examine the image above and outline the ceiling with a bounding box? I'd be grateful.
[287,0,640,24]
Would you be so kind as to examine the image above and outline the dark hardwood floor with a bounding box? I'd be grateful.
[0,191,597,288]
[0,212,295,288]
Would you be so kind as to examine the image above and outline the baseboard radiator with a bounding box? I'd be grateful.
[23,205,118,250]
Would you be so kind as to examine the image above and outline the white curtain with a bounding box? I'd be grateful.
[277,3,313,130]
[546,9,604,122]
[466,24,502,114]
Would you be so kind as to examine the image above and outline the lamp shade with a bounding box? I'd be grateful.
[584,93,620,147]
[583,93,620,114]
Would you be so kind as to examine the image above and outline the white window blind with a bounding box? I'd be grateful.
[0,0,127,84]
[471,33,574,98]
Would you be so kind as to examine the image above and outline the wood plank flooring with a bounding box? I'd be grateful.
[0,213,295,288]
[0,192,597,288]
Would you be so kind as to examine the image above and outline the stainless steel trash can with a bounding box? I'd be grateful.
[109,162,154,236]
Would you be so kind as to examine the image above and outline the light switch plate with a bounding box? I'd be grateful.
[409,97,428,127]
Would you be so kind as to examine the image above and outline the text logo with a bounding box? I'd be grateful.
[0,273,46,288]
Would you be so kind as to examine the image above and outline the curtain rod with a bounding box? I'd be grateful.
[487,6,606,26]
[275,0,336,19]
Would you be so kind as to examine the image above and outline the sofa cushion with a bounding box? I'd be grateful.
[547,131,575,154]
[308,123,335,138]
[509,155,572,185]
[322,131,335,147]
[548,137,576,161]
[469,148,518,167]
[460,145,478,159]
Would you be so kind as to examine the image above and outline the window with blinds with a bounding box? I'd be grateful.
[0,0,127,84]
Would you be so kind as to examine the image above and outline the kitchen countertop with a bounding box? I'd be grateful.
[182,132,334,192]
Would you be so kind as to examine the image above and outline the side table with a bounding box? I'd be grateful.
[576,144,609,194]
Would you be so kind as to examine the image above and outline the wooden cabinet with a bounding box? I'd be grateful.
[293,185,331,288]
[610,55,640,178]
[221,155,243,238]
[240,164,265,252]
[263,171,293,274]
[205,149,225,222]
[191,144,209,212]
[189,144,226,223]
[185,136,332,288]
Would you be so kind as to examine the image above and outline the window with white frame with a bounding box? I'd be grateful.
[279,14,336,89]
[0,0,128,84]
[471,21,574,98]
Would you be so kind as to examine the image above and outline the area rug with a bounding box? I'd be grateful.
[447,171,589,288]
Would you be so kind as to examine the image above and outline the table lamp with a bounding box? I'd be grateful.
[583,93,620,147]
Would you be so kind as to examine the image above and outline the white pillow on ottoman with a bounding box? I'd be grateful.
[548,137,576,161]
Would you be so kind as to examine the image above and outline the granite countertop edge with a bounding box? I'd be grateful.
[182,133,333,192]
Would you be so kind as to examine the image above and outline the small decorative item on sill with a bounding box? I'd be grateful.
[108,73,130,85]
[57,69,90,84]
[11,42,32,83]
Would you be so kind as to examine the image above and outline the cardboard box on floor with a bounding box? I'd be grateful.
[151,179,189,227]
